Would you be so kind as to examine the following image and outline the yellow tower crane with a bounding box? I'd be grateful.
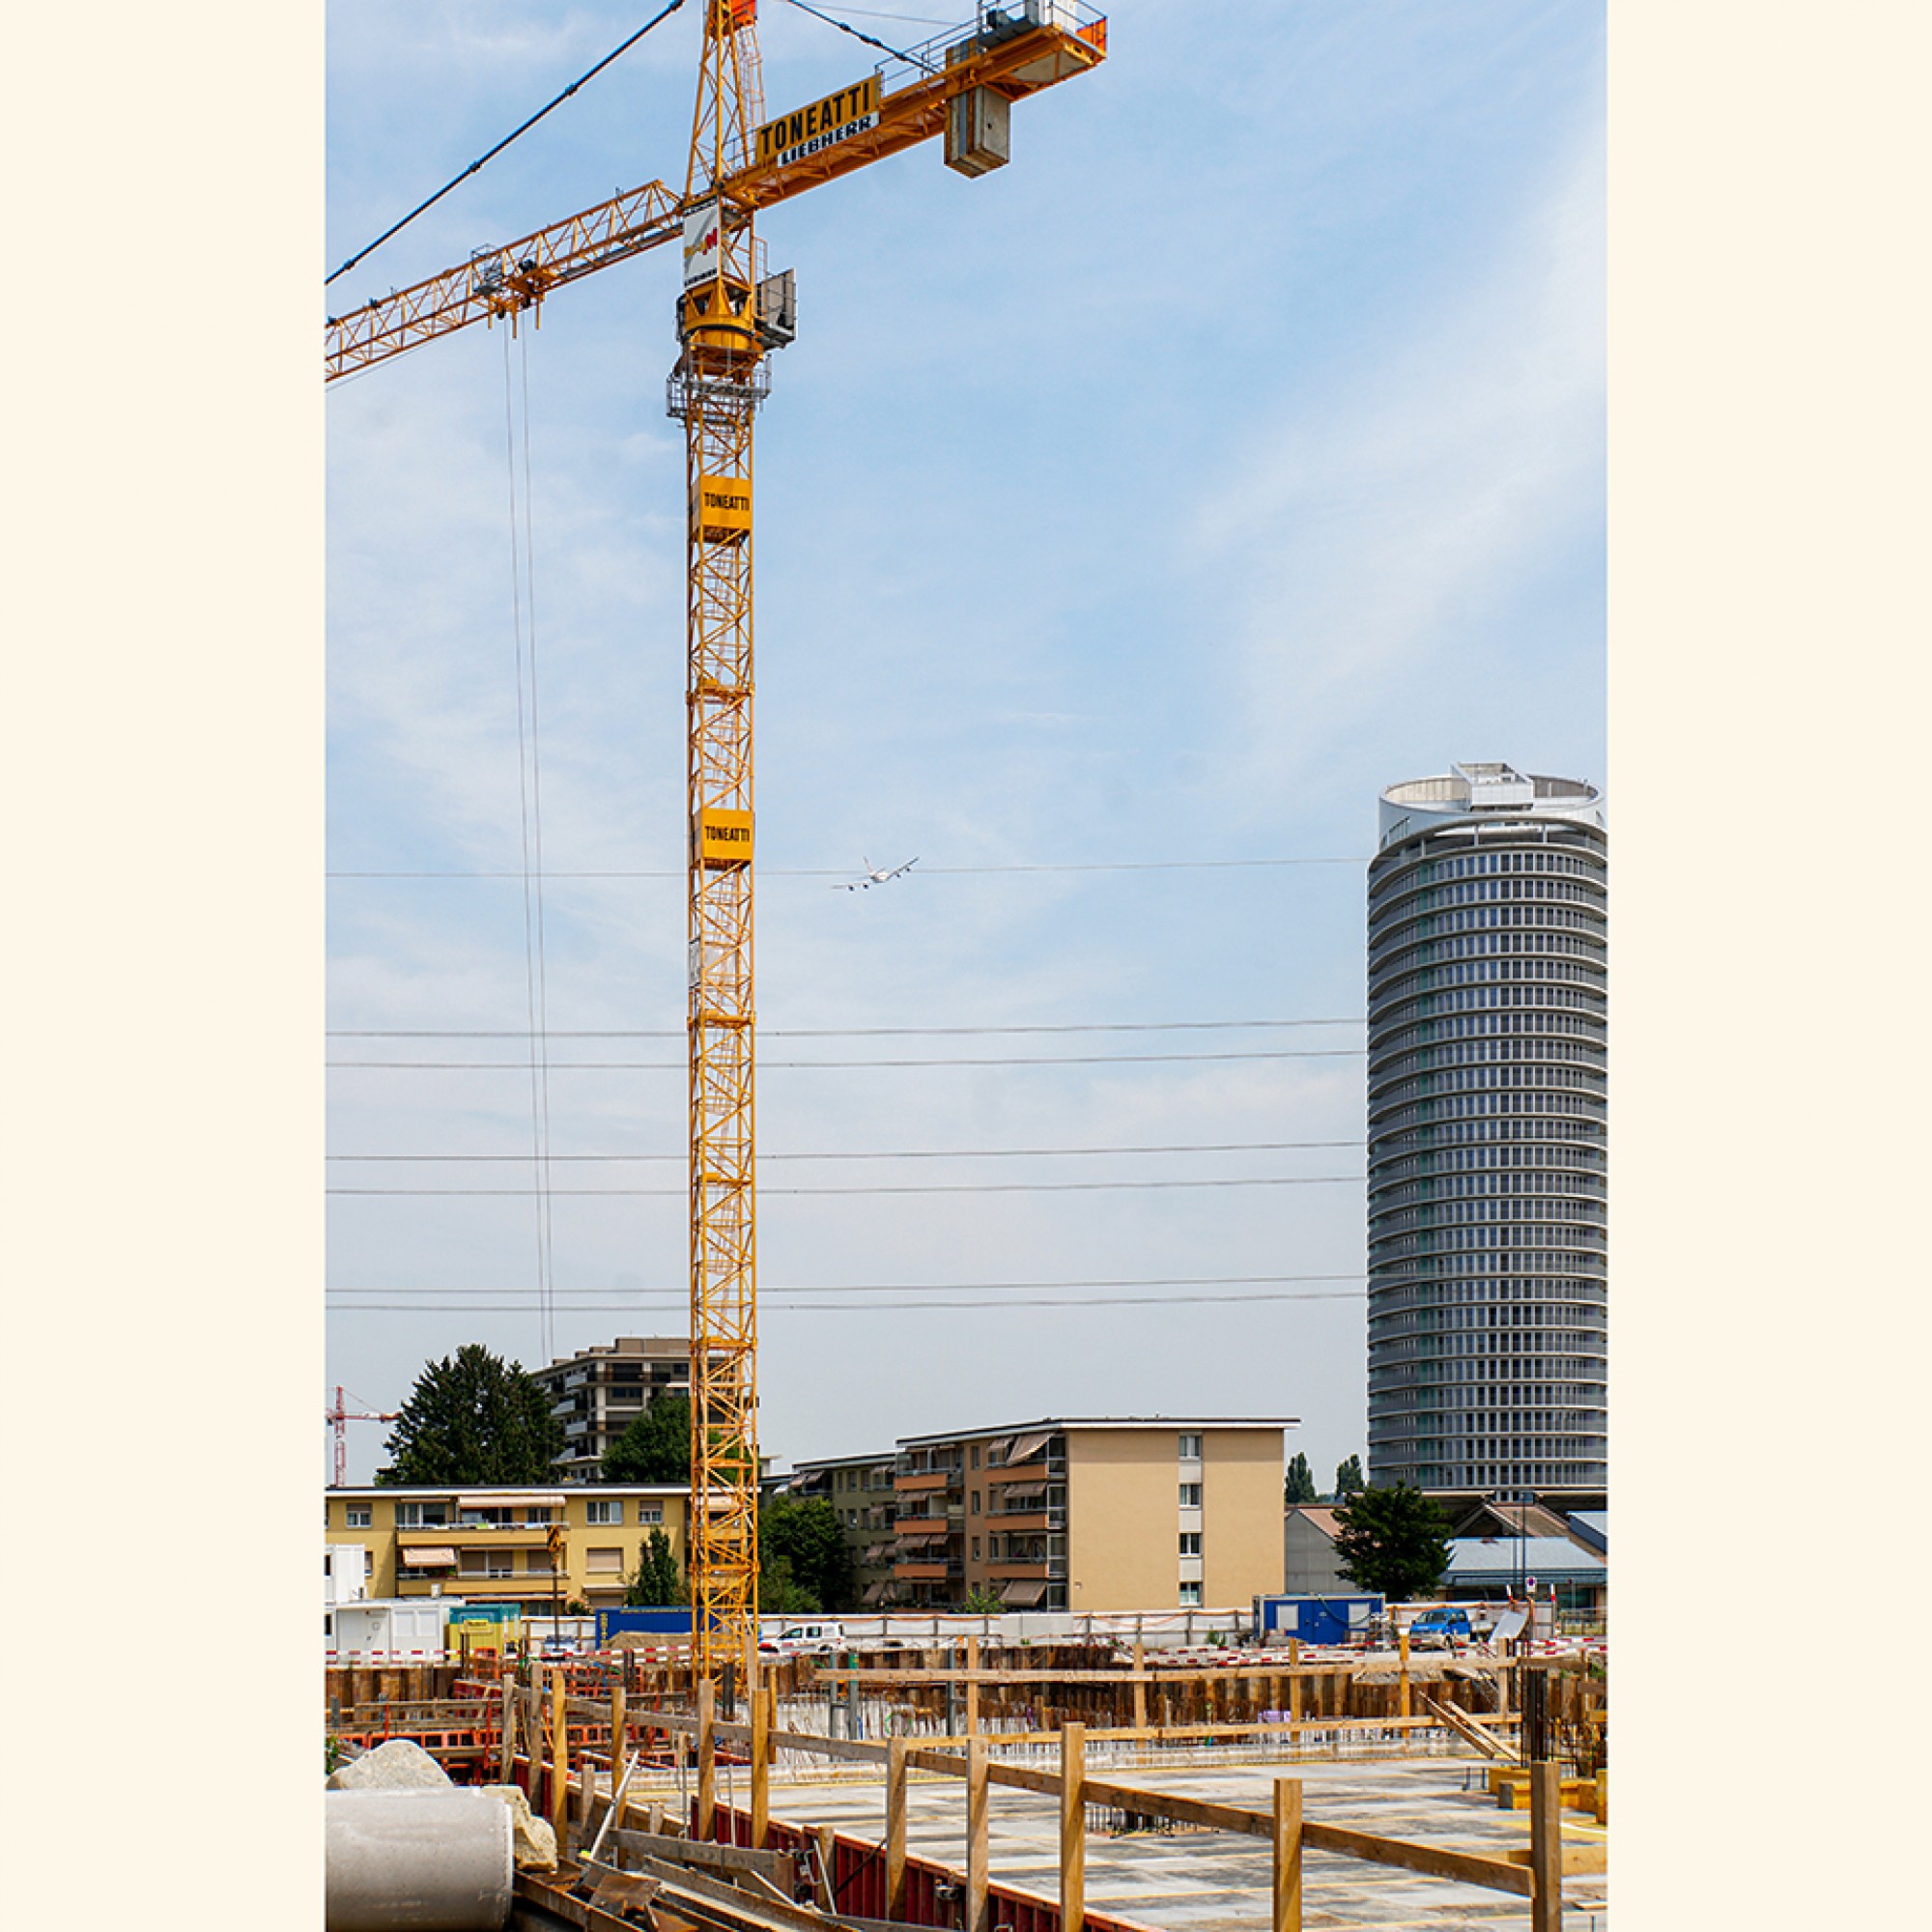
[325,1,1109,1690]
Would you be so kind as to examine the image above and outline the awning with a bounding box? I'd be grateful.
[1006,1432,1050,1464]
[1000,1577,1048,1605]
[863,1581,888,1604]
[895,1524,950,1545]
[456,1492,565,1511]
[400,1546,458,1567]
[994,1485,1047,1507]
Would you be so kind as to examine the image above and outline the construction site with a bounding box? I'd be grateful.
[322,6,1608,1927]
[324,1632,1608,1930]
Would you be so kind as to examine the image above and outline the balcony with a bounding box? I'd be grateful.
[894,1469,955,1493]
[895,1559,963,1582]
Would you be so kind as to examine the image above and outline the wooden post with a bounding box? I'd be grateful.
[1528,1759,1562,1932]
[1289,1664,1303,1725]
[885,1735,909,1920]
[611,1680,627,1811]
[1131,1641,1147,1733]
[751,1666,770,1849]
[498,1674,517,1783]
[965,1634,980,1737]
[1271,1777,1302,1932]
[815,1824,838,1912]
[966,1734,990,1932]
[576,1743,595,1843]
[1594,1766,1608,1825]
[548,1666,569,1861]
[696,1676,717,1842]
[1059,1721,1086,1932]
[1397,1629,1411,1720]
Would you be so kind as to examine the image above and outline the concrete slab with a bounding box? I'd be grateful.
[744,1757,1608,1931]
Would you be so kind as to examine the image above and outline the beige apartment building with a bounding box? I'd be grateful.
[894,1417,1292,1613]
[531,1336,692,1482]
[323,1484,688,1612]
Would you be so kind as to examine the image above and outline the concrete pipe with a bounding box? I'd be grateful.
[326,1789,514,1931]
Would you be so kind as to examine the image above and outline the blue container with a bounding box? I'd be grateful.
[1253,1593,1383,1645]
[594,1607,694,1645]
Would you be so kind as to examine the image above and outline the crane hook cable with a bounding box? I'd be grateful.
[325,0,688,290]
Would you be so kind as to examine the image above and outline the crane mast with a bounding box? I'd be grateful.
[325,3,1108,1690]
[675,0,768,1690]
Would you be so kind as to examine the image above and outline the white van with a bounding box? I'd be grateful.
[758,1620,847,1656]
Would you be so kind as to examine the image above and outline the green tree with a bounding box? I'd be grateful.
[1333,1454,1366,1499]
[761,1495,856,1612]
[961,1586,1006,1614]
[1284,1453,1318,1505]
[378,1344,563,1486]
[760,1551,820,1615]
[625,1527,685,1606]
[601,1395,692,1484]
[1331,1482,1453,1601]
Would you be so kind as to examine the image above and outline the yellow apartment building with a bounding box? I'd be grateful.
[894,1417,1292,1613]
[323,1484,689,1613]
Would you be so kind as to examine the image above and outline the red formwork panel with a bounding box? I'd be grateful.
[708,1803,1164,1932]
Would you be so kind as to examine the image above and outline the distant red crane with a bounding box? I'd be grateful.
[328,1385,399,1488]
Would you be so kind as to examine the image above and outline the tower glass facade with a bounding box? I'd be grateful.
[1366,762,1607,1493]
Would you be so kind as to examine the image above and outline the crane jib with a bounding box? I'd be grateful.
[753,76,881,171]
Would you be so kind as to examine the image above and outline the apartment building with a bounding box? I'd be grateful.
[323,1484,688,1613]
[894,1418,1292,1612]
[783,1451,900,1606]
[530,1336,693,1482]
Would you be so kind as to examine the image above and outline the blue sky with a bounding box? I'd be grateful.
[325,1,1605,1488]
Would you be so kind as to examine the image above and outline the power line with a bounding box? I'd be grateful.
[333,1289,1368,1313]
[327,1018,1366,1038]
[327,1047,1368,1069]
[325,1,688,289]
[327,857,1369,878]
[326,1139,1367,1162]
[327,1174,1362,1198]
[328,1271,1365,1297]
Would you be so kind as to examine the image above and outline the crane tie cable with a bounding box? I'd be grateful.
[780,0,938,73]
[325,0,688,290]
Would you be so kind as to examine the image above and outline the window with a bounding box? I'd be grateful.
[585,1547,624,1574]
[1178,1433,1203,1460]
[1179,1483,1202,1507]
[971,1446,980,1468]
[638,1504,664,1524]
[971,1538,980,1560]
[1179,1582,1203,1606]
[586,1499,622,1525]
[1178,1532,1201,1556]
[346,1505,371,1528]
[970,1492,980,1514]
[396,1502,449,1528]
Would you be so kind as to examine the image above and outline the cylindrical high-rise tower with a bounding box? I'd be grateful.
[1366,762,1607,1495]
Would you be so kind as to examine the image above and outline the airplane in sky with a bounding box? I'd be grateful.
[834,856,919,892]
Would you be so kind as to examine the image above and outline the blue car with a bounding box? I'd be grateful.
[1406,1608,1472,1648]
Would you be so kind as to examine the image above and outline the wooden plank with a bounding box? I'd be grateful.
[696,1677,717,1843]
[1272,1778,1302,1932]
[751,1676,769,1850]
[964,1635,980,1737]
[1422,1695,1515,1762]
[1131,1642,1147,1733]
[1059,1722,1085,1932]
[551,1667,570,1859]
[965,1736,989,1932]
[885,1736,908,1921]
[611,1832,791,1883]
[1528,1760,1562,1932]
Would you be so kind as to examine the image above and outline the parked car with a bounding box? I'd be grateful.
[1405,1607,1472,1649]
[758,1620,847,1656]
